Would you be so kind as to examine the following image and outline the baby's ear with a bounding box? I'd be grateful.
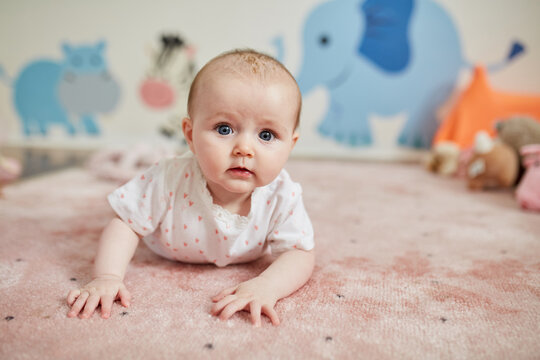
[182,117,195,152]
[291,131,299,150]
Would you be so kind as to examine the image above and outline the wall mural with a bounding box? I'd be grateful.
[1,41,120,136]
[293,0,524,148]
[139,34,196,141]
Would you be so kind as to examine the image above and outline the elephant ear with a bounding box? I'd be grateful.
[358,0,414,73]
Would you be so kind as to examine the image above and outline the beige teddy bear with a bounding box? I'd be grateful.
[496,117,540,152]
[466,131,519,190]
[466,117,540,190]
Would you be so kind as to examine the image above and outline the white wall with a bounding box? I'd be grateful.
[1,0,539,160]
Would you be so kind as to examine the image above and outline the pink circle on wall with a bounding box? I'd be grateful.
[140,79,175,109]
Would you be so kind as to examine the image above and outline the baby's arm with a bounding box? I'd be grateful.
[211,248,315,327]
[66,217,139,319]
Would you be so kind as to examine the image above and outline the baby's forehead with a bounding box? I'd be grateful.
[188,51,302,123]
[204,55,294,87]
[213,52,280,72]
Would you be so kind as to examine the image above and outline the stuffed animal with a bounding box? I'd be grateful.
[496,117,540,153]
[466,117,540,190]
[0,155,22,196]
[425,141,460,176]
[86,143,177,183]
[433,66,540,149]
[425,141,473,177]
[466,131,519,190]
[516,145,540,211]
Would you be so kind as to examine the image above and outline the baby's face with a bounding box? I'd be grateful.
[183,72,299,200]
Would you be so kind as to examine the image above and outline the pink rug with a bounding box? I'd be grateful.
[1,160,539,359]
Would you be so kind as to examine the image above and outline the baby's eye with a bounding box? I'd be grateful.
[259,130,274,142]
[216,124,232,135]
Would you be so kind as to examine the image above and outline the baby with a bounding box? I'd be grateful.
[66,49,315,326]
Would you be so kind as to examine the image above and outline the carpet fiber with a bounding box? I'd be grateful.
[1,160,539,359]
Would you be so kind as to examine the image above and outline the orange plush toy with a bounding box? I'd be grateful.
[433,66,540,149]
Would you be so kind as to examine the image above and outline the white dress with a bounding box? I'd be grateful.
[108,152,314,267]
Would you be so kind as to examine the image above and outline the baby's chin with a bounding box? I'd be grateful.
[205,178,255,196]
[222,181,259,195]
[207,173,277,196]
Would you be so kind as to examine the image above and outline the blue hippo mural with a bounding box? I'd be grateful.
[4,41,120,136]
[293,0,524,148]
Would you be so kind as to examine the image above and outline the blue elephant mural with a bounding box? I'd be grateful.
[294,0,524,148]
[2,41,121,136]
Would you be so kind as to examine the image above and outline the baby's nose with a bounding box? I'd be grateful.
[233,136,254,158]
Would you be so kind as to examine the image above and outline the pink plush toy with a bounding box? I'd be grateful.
[516,144,540,211]
[0,155,22,196]
[86,143,177,183]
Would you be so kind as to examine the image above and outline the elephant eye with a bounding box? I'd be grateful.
[319,35,330,46]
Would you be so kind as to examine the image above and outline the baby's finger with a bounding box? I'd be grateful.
[67,291,89,318]
[66,289,81,306]
[219,298,250,321]
[100,294,114,319]
[80,294,100,319]
[211,294,237,315]
[212,286,237,302]
[262,305,280,326]
[118,286,131,307]
[249,301,262,327]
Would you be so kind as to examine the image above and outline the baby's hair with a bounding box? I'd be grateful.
[187,49,302,129]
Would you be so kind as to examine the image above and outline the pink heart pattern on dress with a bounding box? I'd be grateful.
[109,156,313,268]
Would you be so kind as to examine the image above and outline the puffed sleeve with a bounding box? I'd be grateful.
[107,159,176,236]
[267,182,315,254]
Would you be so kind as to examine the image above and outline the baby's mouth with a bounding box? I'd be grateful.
[227,167,254,178]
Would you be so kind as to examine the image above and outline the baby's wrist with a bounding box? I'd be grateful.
[93,273,123,281]
[257,274,279,291]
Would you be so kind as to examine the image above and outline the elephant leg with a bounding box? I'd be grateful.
[398,103,440,149]
[399,84,455,149]
[399,88,453,149]
[81,115,100,135]
[58,113,76,135]
[338,101,373,146]
[318,98,373,146]
[64,119,76,135]
[318,100,342,138]
[18,114,46,136]
[37,117,49,135]
[339,114,372,146]
[20,116,34,136]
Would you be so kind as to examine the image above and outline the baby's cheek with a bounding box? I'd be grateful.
[198,151,222,175]
[258,167,282,187]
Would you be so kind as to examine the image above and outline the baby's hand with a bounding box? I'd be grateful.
[66,275,131,319]
[211,276,280,327]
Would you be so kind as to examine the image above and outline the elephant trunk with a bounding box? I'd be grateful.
[272,37,316,95]
[295,65,317,96]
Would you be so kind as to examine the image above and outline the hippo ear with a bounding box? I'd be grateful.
[62,43,73,56]
[96,40,106,52]
[358,0,414,73]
